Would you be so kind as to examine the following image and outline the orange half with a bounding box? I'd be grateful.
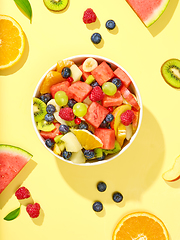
[0,15,25,70]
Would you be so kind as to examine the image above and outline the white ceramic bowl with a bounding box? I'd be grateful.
[31,54,142,165]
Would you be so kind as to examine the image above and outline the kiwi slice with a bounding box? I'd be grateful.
[54,135,65,151]
[161,59,180,88]
[33,98,47,122]
[43,0,69,11]
[37,120,55,131]
[103,141,121,155]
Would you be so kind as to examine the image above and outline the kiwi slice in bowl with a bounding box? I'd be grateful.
[161,59,180,88]
[33,98,47,122]
[43,0,69,11]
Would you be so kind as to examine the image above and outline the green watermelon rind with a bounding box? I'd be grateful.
[144,0,170,27]
[0,144,33,159]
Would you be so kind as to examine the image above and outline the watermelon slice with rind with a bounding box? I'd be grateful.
[0,144,32,194]
[126,0,170,27]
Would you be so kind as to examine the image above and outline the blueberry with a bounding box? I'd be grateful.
[92,201,103,212]
[68,99,77,108]
[112,78,122,89]
[46,104,56,114]
[106,20,116,30]
[62,150,72,159]
[96,152,106,160]
[78,122,88,130]
[105,113,114,123]
[59,124,69,134]
[97,182,107,192]
[100,119,107,128]
[90,81,100,88]
[45,113,54,122]
[45,138,54,148]
[61,67,71,78]
[39,93,52,104]
[91,33,102,44]
[84,149,95,159]
[112,192,123,203]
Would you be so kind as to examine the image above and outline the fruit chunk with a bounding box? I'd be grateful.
[162,155,180,181]
[40,71,64,94]
[79,65,91,80]
[84,102,109,128]
[114,67,132,87]
[68,81,92,102]
[126,0,170,27]
[120,85,140,110]
[91,61,115,86]
[94,128,115,150]
[0,144,32,194]
[112,212,169,240]
[72,129,103,150]
[0,15,25,70]
[161,59,180,88]
[131,107,139,132]
[82,57,98,72]
[56,59,74,72]
[33,98,47,122]
[70,150,86,164]
[50,80,70,98]
[70,64,83,82]
[43,0,69,11]
[61,132,82,152]
[116,123,126,147]
[40,123,60,139]
[102,90,123,107]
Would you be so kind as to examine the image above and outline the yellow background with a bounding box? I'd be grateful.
[0,0,180,239]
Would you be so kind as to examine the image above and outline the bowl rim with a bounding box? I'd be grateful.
[31,54,143,166]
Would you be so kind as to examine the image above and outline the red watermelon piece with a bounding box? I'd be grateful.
[126,0,170,27]
[102,90,123,108]
[50,81,70,98]
[0,145,32,194]
[40,123,61,139]
[114,67,132,88]
[91,61,114,86]
[120,85,140,111]
[94,128,115,149]
[67,81,92,102]
[84,102,109,128]
[79,65,91,81]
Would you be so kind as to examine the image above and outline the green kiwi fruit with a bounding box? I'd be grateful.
[161,59,180,88]
[37,120,55,131]
[54,135,65,151]
[33,98,47,122]
[103,141,121,155]
[43,0,69,11]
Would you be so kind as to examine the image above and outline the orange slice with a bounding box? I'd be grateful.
[0,15,25,70]
[71,129,103,150]
[113,212,169,240]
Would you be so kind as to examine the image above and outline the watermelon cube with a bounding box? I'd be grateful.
[84,102,109,128]
[102,90,123,107]
[79,64,91,81]
[94,128,115,149]
[50,81,70,98]
[120,85,140,110]
[114,67,132,88]
[91,61,115,86]
[67,81,92,102]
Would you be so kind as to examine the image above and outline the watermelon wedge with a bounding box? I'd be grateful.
[126,0,170,27]
[0,145,32,194]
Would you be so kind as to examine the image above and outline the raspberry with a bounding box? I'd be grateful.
[15,187,30,200]
[89,86,104,102]
[120,110,135,126]
[83,8,97,24]
[59,107,74,121]
[26,203,41,218]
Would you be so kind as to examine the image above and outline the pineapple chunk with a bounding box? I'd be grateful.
[70,150,86,164]
[61,132,82,152]
[70,64,82,82]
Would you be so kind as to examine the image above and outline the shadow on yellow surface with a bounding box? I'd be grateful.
[0,34,29,76]
[0,159,37,209]
[55,106,165,204]
[148,0,179,37]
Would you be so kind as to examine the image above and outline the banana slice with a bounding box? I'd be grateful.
[47,99,60,112]
[54,112,67,125]
[82,57,98,72]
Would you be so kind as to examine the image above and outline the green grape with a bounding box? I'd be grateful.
[73,103,87,117]
[55,91,68,106]
[102,82,117,96]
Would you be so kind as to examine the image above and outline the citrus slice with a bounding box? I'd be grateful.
[113,212,169,240]
[0,15,25,70]
[72,129,103,150]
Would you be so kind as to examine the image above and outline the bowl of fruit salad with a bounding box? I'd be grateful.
[31,55,142,165]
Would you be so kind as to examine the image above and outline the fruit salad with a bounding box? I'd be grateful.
[32,56,141,164]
